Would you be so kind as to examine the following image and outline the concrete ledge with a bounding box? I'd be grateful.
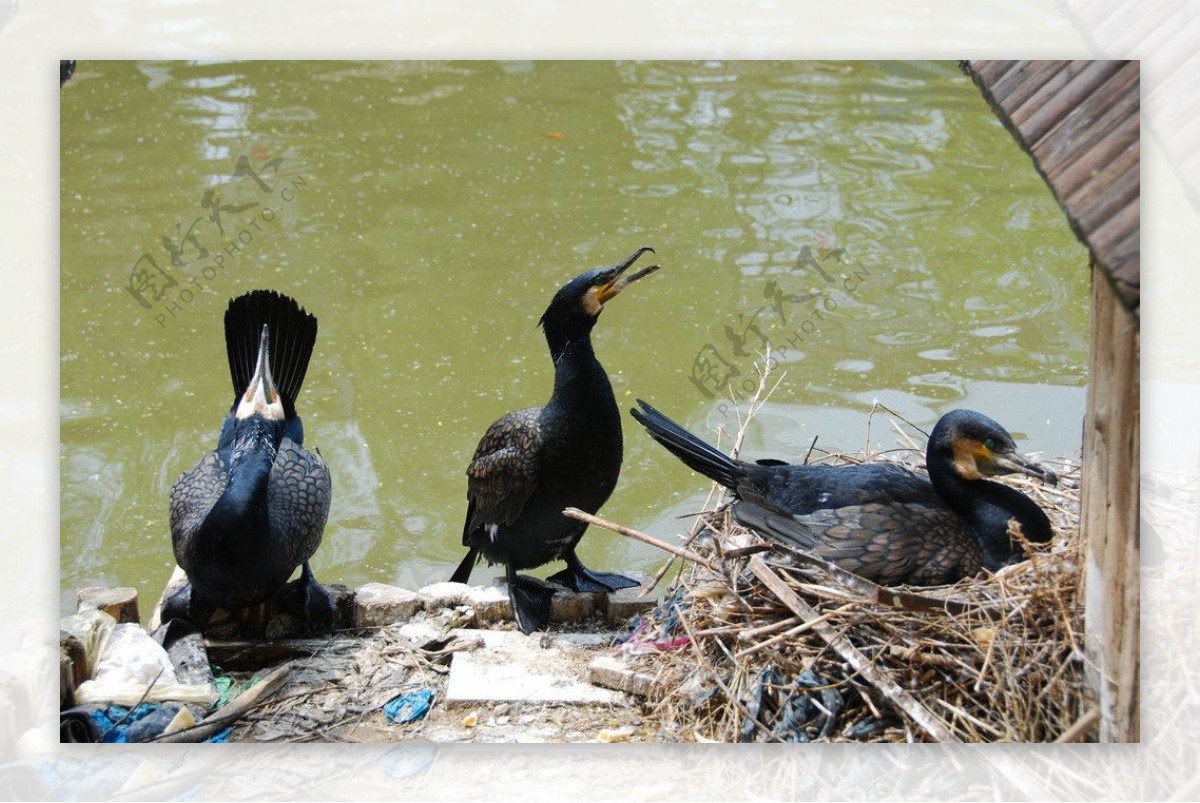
[136,571,661,638]
[354,583,424,628]
[604,584,657,625]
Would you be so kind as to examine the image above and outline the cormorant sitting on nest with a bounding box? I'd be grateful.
[165,290,334,628]
[451,247,660,633]
[631,401,1056,585]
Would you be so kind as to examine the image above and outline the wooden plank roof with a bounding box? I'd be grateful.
[962,60,1140,319]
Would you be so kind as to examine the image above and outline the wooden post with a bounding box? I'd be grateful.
[1081,263,1140,742]
[77,586,140,624]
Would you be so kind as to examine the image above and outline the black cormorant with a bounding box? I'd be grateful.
[631,401,1056,585]
[165,290,334,628]
[451,247,660,633]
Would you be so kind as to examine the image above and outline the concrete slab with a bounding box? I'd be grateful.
[445,629,625,705]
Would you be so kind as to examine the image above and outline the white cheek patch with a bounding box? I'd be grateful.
[582,286,603,317]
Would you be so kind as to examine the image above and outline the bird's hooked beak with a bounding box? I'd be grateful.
[235,324,285,421]
[595,246,660,305]
[987,449,1059,487]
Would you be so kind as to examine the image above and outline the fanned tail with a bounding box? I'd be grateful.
[224,290,318,414]
[629,399,743,490]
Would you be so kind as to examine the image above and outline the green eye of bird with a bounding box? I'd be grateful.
[984,438,997,450]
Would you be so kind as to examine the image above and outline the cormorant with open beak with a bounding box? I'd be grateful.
[452,247,660,633]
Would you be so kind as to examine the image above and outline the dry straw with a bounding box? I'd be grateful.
[591,364,1089,743]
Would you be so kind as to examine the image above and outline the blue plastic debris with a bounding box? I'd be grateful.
[60,702,225,743]
[208,726,234,743]
[383,689,434,724]
[101,703,155,743]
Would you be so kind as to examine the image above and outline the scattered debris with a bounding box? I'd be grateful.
[384,689,435,724]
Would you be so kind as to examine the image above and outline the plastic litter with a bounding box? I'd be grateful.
[383,689,434,724]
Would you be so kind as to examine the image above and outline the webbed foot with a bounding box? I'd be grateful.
[160,581,216,627]
[276,562,336,631]
[546,550,641,593]
[507,570,558,635]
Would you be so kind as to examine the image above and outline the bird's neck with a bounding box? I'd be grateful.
[928,463,983,519]
[548,334,616,417]
[930,464,1050,564]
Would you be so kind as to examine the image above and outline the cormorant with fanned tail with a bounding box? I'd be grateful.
[631,401,1056,585]
[164,290,334,629]
[451,247,660,633]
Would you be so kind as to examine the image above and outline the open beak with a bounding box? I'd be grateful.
[596,246,659,304]
[988,450,1058,487]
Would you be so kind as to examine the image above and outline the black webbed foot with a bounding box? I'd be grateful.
[160,581,216,628]
[506,570,558,635]
[276,562,336,631]
[546,550,641,593]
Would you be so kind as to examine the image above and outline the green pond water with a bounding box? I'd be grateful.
[60,60,1090,616]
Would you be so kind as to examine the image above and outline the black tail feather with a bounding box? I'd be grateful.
[629,399,743,490]
[224,290,318,414]
[450,546,478,585]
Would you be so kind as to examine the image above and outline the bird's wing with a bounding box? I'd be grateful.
[464,407,544,540]
[267,438,332,567]
[169,450,230,547]
[752,462,940,513]
[734,500,980,586]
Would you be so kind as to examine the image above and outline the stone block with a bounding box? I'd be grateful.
[354,583,424,628]
[418,581,471,611]
[462,584,512,624]
[589,655,657,697]
[550,590,601,623]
